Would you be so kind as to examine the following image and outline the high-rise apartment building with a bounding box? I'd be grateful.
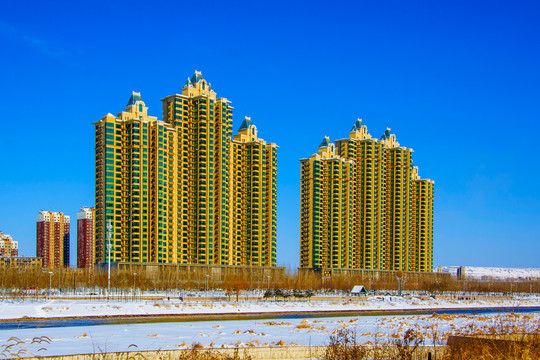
[379,129,414,271]
[95,71,277,266]
[412,178,434,272]
[334,120,387,270]
[77,207,95,268]
[300,137,354,269]
[300,119,434,272]
[0,231,18,256]
[36,211,70,268]
[231,117,278,266]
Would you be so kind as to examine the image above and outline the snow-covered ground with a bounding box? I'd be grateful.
[1,310,539,357]
[0,296,539,320]
[439,266,540,280]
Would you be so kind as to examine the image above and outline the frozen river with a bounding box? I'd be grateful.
[1,307,539,357]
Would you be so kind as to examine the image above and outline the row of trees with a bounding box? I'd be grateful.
[0,266,538,297]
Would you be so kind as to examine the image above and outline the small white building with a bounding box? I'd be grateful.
[351,285,367,296]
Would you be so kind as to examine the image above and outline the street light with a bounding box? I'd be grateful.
[205,274,210,295]
[267,276,271,291]
[48,272,53,299]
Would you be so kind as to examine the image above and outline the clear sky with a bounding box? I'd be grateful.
[1,0,539,269]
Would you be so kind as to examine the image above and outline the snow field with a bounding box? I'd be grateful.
[0,295,539,320]
[1,311,539,357]
[0,297,539,357]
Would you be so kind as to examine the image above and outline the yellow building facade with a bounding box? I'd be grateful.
[335,120,386,270]
[0,231,18,257]
[95,71,277,266]
[232,117,278,266]
[412,178,434,272]
[301,120,434,272]
[300,137,354,269]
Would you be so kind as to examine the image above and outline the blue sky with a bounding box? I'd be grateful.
[0,0,539,268]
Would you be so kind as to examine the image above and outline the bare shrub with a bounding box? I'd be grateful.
[175,344,252,360]
[445,320,540,360]
[323,328,367,360]
[391,329,424,360]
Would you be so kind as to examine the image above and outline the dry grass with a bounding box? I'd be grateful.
[259,321,292,326]
[0,335,51,358]
[322,316,540,360]
[1,265,539,297]
[444,316,540,360]
[324,329,368,360]
[295,319,311,329]
[175,344,253,360]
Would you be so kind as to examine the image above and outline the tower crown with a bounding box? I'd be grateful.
[350,118,371,140]
[380,127,393,140]
[380,127,400,147]
[239,116,254,131]
[318,136,331,148]
[126,91,143,107]
[351,118,364,132]
[317,136,337,158]
[190,70,204,84]
[182,70,215,96]
[124,91,148,117]
[236,116,258,140]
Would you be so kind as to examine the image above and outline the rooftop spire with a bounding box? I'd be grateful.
[182,70,215,93]
[351,118,364,132]
[239,116,254,131]
[380,127,394,140]
[190,70,204,84]
[126,91,143,107]
[319,135,331,148]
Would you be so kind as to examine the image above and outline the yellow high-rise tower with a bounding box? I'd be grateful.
[412,177,434,272]
[160,71,234,265]
[300,137,354,269]
[335,119,386,270]
[379,128,415,271]
[301,121,434,272]
[232,116,278,266]
[95,71,277,266]
[95,93,159,263]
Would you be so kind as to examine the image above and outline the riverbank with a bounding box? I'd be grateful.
[1,308,539,358]
[0,295,539,321]
[2,306,540,326]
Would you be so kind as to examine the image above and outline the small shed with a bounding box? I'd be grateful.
[351,285,367,296]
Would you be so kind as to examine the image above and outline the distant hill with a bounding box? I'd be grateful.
[438,266,540,280]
